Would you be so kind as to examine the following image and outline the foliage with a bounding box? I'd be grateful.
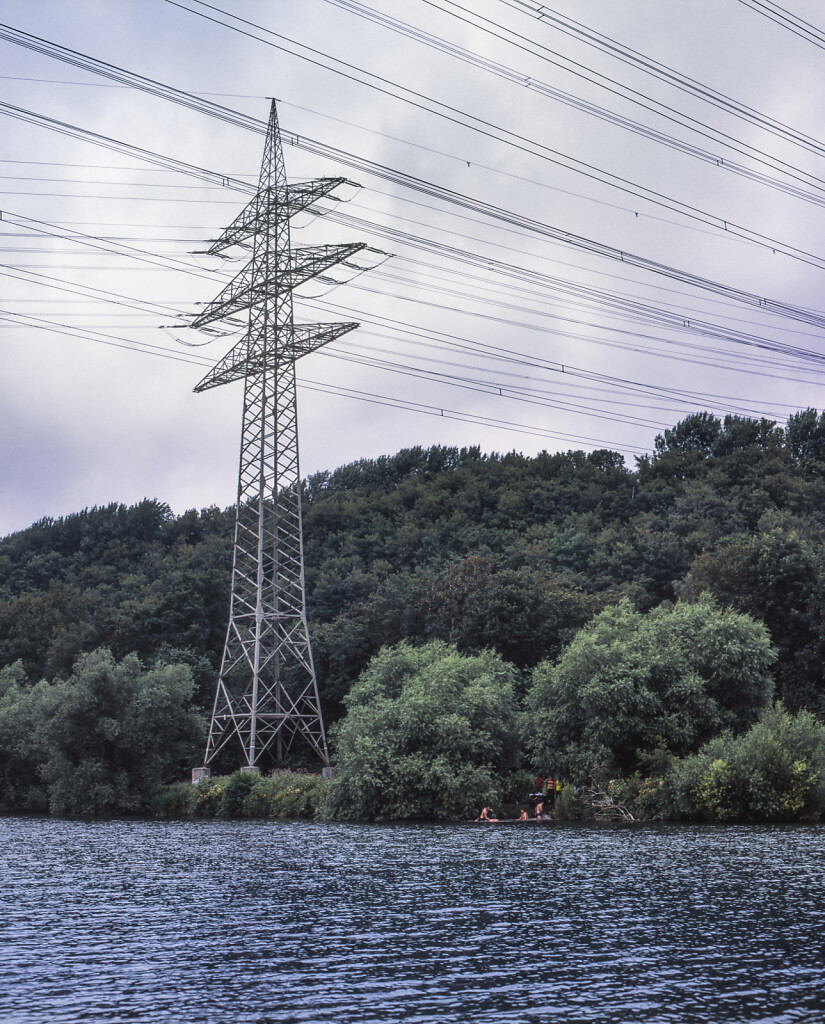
[324,641,521,821]
[665,706,825,821]
[525,595,776,781]
[608,707,825,822]
[240,771,327,818]
[0,649,205,815]
[0,662,53,812]
[155,770,327,819]
[3,413,825,809]
[154,780,199,818]
[553,782,583,820]
[218,769,258,817]
[0,500,231,683]
[4,418,825,728]
[690,521,825,714]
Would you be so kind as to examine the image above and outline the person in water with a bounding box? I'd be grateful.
[475,805,499,822]
[518,808,529,821]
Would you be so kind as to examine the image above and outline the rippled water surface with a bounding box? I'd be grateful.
[2,818,825,1023]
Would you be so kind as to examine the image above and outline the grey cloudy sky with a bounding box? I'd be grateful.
[2,0,824,535]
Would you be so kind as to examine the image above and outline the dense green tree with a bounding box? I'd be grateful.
[325,641,520,820]
[0,649,206,816]
[0,662,53,811]
[690,522,825,714]
[4,413,825,739]
[786,408,825,477]
[425,560,601,671]
[42,649,206,815]
[525,596,776,781]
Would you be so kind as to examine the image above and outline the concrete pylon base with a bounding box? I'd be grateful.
[191,767,211,785]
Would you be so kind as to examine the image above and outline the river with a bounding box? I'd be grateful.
[1,817,824,1023]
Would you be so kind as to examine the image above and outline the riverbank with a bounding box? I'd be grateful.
[152,770,583,823]
[151,769,822,824]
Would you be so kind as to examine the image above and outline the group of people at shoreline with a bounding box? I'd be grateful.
[475,773,565,822]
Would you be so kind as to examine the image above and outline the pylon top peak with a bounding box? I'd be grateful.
[259,98,285,189]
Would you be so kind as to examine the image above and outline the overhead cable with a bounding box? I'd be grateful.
[495,0,825,163]
[737,0,825,49]
[4,16,824,271]
[325,0,825,210]
[422,0,825,191]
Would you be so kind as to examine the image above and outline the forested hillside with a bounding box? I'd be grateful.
[3,409,825,727]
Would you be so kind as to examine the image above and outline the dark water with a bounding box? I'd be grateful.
[1,818,824,1023]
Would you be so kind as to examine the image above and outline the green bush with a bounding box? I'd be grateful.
[325,641,521,821]
[0,663,52,812]
[154,781,196,817]
[608,744,677,819]
[0,650,205,816]
[192,775,229,817]
[553,782,583,820]
[666,706,825,821]
[156,770,327,819]
[526,596,776,781]
[243,771,327,819]
[608,773,672,820]
[609,707,825,822]
[218,770,258,817]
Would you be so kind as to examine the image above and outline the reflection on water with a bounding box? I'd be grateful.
[1,818,824,1023]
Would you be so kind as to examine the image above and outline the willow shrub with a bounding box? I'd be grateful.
[609,706,825,821]
[666,706,825,821]
[526,595,776,782]
[0,650,205,816]
[324,641,521,821]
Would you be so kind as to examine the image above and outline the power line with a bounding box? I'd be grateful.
[2,308,648,454]
[4,12,818,452]
[7,196,825,388]
[324,0,825,210]
[737,0,825,49]
[10,187,822,378]
[156,0,825,270]
[6,14,825,273]
[495,0,825,163]
[422,0,825,195]
[6,215,798,428]
[3,41,825,329]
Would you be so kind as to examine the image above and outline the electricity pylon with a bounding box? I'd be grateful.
[191,100,367,774]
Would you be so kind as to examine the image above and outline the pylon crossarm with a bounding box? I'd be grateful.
[193,337,251,392]
[190,262,254,329]
[193,322,359,393]
[286,177,355,216]
[205,180,350,255]
[207,195,260,254]
[289,243,367,289]
[191,247,365,331]
[286,322,359,358]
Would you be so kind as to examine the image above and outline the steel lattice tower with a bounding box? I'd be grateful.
[191,101,367,773]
